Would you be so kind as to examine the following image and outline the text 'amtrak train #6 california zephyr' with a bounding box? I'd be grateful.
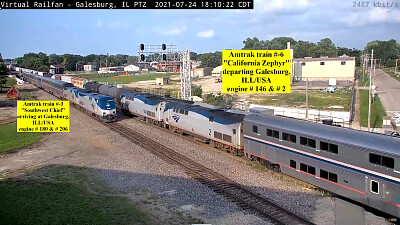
[21,71,400,220]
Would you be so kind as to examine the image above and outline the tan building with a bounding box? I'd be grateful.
[293,55,355,81]
[191,67,213,78]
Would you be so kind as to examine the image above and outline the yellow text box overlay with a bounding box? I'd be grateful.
[222,50,291,93]
[17,101,70,132]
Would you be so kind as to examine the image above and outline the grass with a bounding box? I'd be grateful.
[74,73,178,84]
[5,77,16,87]
[359,90,386,128]
[382,67,400,81]
[0,123,43,154]
[0,165,151,225]
[248,88,352,111]
[357,67,370,87]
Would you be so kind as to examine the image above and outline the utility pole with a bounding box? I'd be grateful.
[395,58,398,75]
[305,77,309,121]
[368,49,374,132]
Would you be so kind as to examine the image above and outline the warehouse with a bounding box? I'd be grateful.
[293,55,355,81]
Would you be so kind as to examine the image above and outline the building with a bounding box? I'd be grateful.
[98,66,124,74]
[212,65,222,77]
[191,60,201,69]
[84,64,97,72]
[124,65,140,72]
[191,67,213,78]
[293,55,355,81]
[49,65,64,74]
[155,77,169,85]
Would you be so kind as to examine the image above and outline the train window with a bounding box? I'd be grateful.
[273,130,279,138]
[184,110,188,115]
[179,109,184,114]
[290,160,296,169]
[300,137,316,148]
[300,163,307,172]
[209,116,214,122]
[233,129,236,135]
[382,156,394,169]
[369,153,395,169]
[320,141,338,154]
[223,134,232,143]
[308,166,316,175]
[329,173,338,183]
[320,170,329,179]
[253,125,258,133]
[283,132,296,143]
[371,180,379,194]
[214,131,222,140]
[267,129,280,139]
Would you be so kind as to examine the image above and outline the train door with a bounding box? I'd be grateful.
[367,177,383,209]
[232,128,237,146]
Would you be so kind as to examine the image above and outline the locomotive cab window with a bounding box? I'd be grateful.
[370,180,379,194]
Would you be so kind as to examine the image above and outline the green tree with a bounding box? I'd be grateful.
[126,56,138,65]
[0,58,8,90]
[198,52,222,68]
[49,54,63,65]
[191,84,202,97]
[364,39,400,66]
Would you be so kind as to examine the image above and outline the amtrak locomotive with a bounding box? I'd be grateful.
[22,73,116,122]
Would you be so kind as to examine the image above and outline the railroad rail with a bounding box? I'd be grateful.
[107,122,314,225]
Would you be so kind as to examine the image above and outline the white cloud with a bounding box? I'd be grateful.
[96,20,103,27]
[255,0,310,13]
[96,20,128,28]
[153,24,187,36]
[337,8,400,26]
[198,30,215,38]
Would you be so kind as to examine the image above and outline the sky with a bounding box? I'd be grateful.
[0,0,399,59]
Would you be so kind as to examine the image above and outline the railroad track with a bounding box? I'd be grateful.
[107,122,314,225]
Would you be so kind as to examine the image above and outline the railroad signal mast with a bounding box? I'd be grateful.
[138,44,191,100]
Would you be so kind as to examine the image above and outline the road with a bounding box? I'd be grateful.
[373,69,400,118]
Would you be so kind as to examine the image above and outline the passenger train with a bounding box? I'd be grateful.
[22,73,116,122]
[19,72,400,220]
[86,81,400,220]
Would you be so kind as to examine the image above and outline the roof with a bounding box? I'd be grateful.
[245,114,400,156]
[50,64,64,68]
[167,101,245,124]
[294,55,355,62]
[79,92,112,100]
[40,76,72,87]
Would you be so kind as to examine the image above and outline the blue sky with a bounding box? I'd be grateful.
[1,0,399,59]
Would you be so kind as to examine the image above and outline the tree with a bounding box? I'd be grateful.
[126,56,138,65]
[191,84,202,97]
[364,39,400,66]
[62,54,77,71]
[0,58,8,90]
[198,52,222,68]
[49,54,63,65]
